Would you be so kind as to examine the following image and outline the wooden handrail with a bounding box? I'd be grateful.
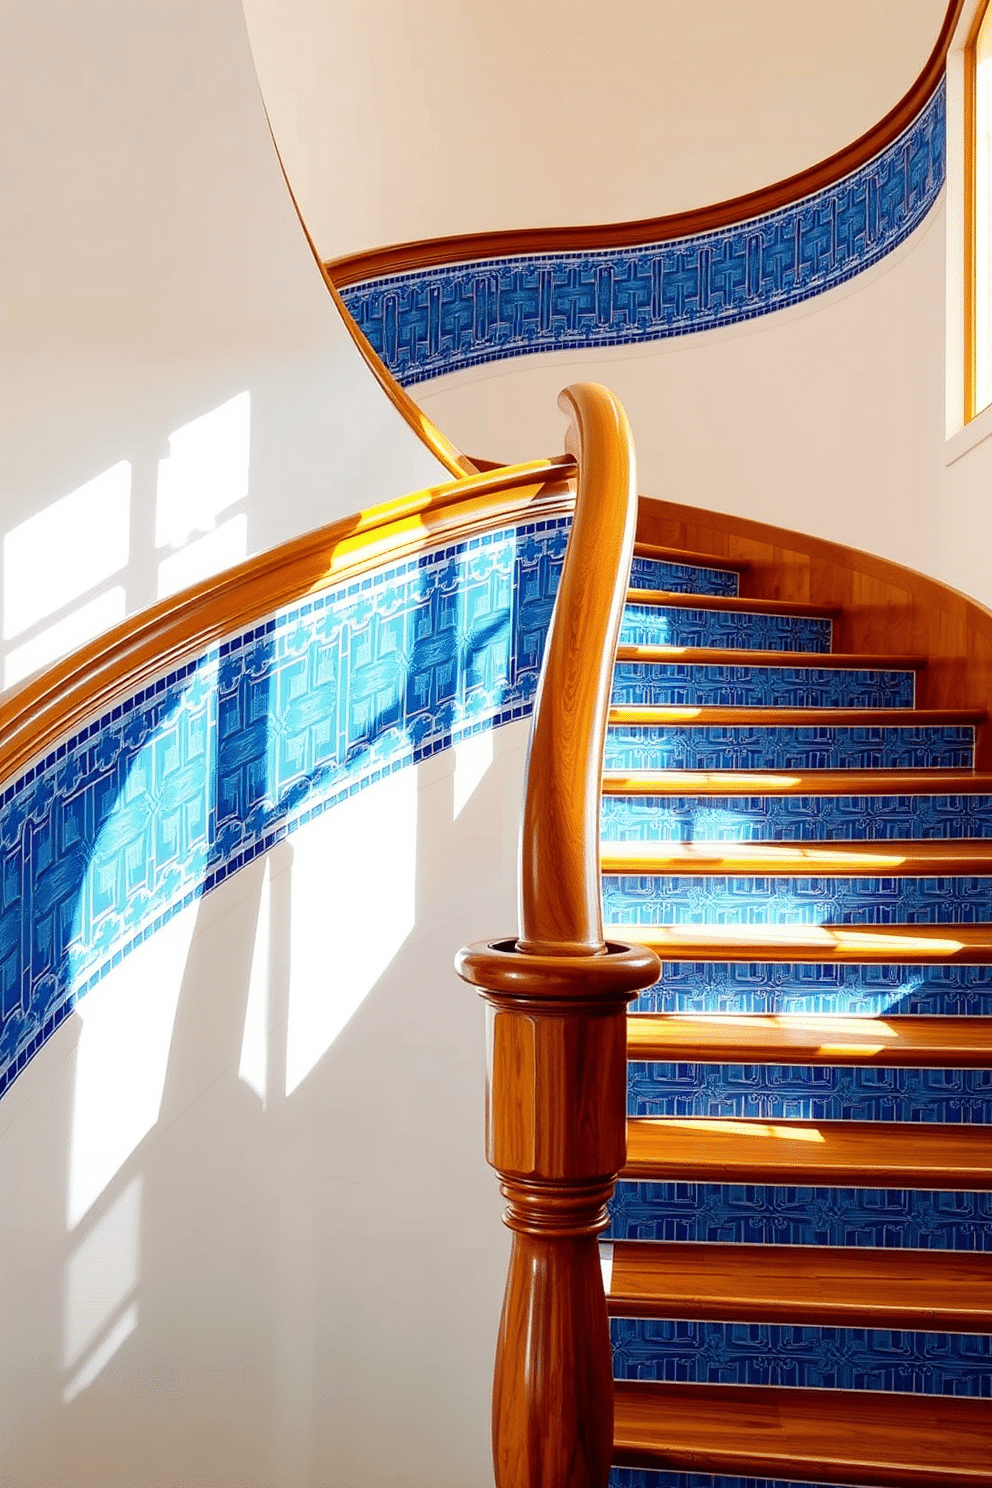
[0,455,574,790]
[456,385,661,1488]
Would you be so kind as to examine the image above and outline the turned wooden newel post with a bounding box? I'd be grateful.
[456,385,661,1488]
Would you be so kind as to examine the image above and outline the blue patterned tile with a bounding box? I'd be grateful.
[606,1182,992,1250]
[604,725,975,773]
[610,1472,871,1488]
[341,85,944,385]
[610,1317,991,1395]
[631,961,992,1017]
[627,1062,991,1124]
[610,662,914,709]
[629,556,739,597]
[601,794,992,843]
[618,606,832,653]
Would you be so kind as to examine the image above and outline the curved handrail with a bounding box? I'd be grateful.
[516,385,638,957]
[0,454,575,789]
[326,0,963,288]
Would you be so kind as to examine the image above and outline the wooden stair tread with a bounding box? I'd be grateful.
[613,1378,992,1486]
[633,541,750,573]
[623,1117,992,1189]
[626,589,841,617]
[602,837,992,876]
[609,704,986,727]
[606,1240,992,1330]
[615,643,925,670]
[601,768,992,796]
[626,1013,992,1066]
[603,920,992,961]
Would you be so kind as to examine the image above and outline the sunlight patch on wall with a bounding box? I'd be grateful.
[452,730,493,819]
[63,1176,141,1403]
[284,767,417,1097]
[4,586,126,688]
[157,514,248,599]
[155,392,250,598]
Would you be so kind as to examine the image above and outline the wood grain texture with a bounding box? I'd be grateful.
[625,1012,992,1067]
[624,1117,992,1189]
[606,1240,992,1330]
[625,589,841,617]
[613,1378,992,1486]
[608,704,986,727]
[324,3,963,287]
[601,768,992,796]
[0,456,574,792]
[615,644,926,670]
[601,838,992,876]
[636,492,992,765]
[633,543,749,574]
[605,921,992,962]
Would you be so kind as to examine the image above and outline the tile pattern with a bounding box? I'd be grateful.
[606,1182,992,1251]
[604,724,975,773]
[601,793,992,842]
[610,1473,877,1488]
[0,518,572,1098]
[618,606,832,653]
[610,1317,991,1396]
[610,662,915,709]
[627,1062,992,1124]
[629,557,740,597]
[341,85,944,386]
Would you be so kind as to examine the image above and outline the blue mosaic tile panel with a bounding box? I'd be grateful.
[604,725,975,773]
[605,1182,992,1251]
[601,873,992,928]
[618,605,832,653]
[601,793,992,843]
[610,662,914,710]
[627,1062,991,1124]
[0,519,572,1099]
[629,556,739,598]
[610,1317,991,1396]
[341,85,944,386]
[610,1472,877,1488]
[630,962,992,1018]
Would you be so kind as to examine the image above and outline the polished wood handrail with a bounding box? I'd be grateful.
[0,455,575,791]
[327,1,963,288]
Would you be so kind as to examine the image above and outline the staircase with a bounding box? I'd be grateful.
[598,540,992,1487]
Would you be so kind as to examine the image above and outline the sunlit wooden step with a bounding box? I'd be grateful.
[625,1013,992,1067]
[604,921,992,963]
[601,768,992,796]
[633,542,750,574]
[623,1117,992,1189]
[612,1378,992,1486]
[615,643,926,670]
[601,838,992,876]
[625,589,840,617]
[609,704,986,727]
[604,1240,992,1331]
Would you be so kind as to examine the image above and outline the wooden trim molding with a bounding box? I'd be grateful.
[327,1,963,287]
[965,0,992,421]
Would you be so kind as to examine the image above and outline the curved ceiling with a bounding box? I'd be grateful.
[243,0,950,262]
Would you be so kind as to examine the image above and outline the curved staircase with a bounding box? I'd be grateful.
[599,541,992,1487]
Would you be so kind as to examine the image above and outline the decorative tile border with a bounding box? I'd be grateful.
[341,83,945,386]
[0,518,571,1097]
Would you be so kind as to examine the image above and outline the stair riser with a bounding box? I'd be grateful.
[611,664,914,710]
[607,1182,992,1251]
[631,962,992,1018]
[602,874,992,926]
[610,1317,991,1396]
[630,557,740,597]
[620,607,832,653]
[610,1471,870,1488]
[601,795,992,842]
[627,1062,991,1123]
[605,726,975,772]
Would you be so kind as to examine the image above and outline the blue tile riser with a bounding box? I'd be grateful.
[610,663,914,710]
[619,608,832,653]
[604,726,975,773]
[601,795,992,843]
[609,1317,991,1396]
[629,557,740,598]
[630,962,992,1017]
[609,1471,879,1488]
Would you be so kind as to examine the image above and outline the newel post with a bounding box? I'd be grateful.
[455,386,661,1488]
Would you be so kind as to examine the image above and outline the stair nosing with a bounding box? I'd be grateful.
[633,542,750,573]
[602,919,992,962]
[601,837,992,876]
[624,1012,992,1066]
[608,704,986,726]
[625,588,841,617]
[600,768,992,796]
[614,643,926,671]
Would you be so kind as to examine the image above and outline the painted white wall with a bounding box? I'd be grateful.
[0,722,530,1488]
[0,0,449,692]
[242,0,947,259]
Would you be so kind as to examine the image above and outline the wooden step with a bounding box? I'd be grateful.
[613,1378,992,1486]
[615,643,926,671]
[626,589,840,617]
[601,768,992,796]
[603,920,992,961]
[609,704,986,728]
[633,541,750,574]
[626,1013,992,1066]
[623,1117,992,1189]
[602,838,992,876]
[605,1240,992,1330]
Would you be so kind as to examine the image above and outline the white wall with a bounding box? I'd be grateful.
[0,0,449,692]
[243,0,946,259]
[0,723,529,1488]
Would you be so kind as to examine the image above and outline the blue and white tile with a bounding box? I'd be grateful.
[601,794,992,843]
[610,663,914,710]
[604,725,975,773]
[618,606,832,653]
[629,557,739,597]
